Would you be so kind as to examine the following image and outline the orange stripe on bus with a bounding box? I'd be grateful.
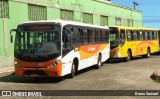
[79,44,108,59]
[134,41,156,56]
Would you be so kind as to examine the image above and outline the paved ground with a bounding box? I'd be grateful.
[1,53,160,98]
[0,66,14,76]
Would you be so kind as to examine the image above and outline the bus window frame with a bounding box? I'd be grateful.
[120,29,126,45]
[105,29,110,43]
[126,30,133,42]
[148,30,152,40]
[144,30,148,40]
[132,30,138,41]
[139,30,143,41]
[62,25,72,49]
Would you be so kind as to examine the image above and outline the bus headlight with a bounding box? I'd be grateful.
[50,60,61,67]
[15,61,22,67]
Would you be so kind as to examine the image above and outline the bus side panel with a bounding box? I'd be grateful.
[138,41,158,55]
[78,44,110,70]
[152,40,159,53]
[61,43,110,76]
[120,40,159,57]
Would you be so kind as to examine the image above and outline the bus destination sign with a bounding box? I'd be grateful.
[28,26,51,31]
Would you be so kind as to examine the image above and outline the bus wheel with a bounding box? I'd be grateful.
[69,62,76,78]
[125,50,131,62]
[96,54,102,69]
[143,48,151,58]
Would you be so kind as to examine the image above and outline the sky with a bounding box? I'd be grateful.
[112,0,160,29]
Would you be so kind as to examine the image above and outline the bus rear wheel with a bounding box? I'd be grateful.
[125,50,131,62]
[142,48,151,58]
[96,54,102,69]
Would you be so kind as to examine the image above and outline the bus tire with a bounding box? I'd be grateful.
[96,54,102,69]
[143,48,151,58]
[69,61,76,78]
[125,50,131,62]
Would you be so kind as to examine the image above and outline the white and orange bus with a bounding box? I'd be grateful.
[109,26,159,62]
[10,20,110,78]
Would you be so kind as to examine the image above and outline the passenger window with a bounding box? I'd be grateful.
[83,28,89,44]
[152,31,157,40]
[105,30,110,43]
[127,30,132,41]
[62,26,71,49]
[139,31,143,40]
[71,27,81,46]
[148,31,152,40]
[91,29,95,43]
[120,29,125,44]
[88,29,92,43]
[144,31,148,40]
[95,30,99,43]
[133,30,138,41]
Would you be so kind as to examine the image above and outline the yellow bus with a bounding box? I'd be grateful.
[158,30,160,50]
[109,26,159,62]
[10,20,110,78]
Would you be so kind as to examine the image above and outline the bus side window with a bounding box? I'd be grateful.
[83,28,88,44]
[155,31,158,40]
[105,30,110,43]
[139,31,143,40]
[62,26,71,49]
[95,30,98,43]
[142,31,145,40]
[148,31,152,40]
[91,29,95,43]
[144,31,148,40]
[97,29,101,43]
[100,30,103,43]
[120,29,125,44]
[153,31,157,40]
[127,30,132,41]
[80,28,83,44]
[88,29,92,44]
[133,30,138,41]
[101,30,106,43]
[137,31,140,40]
[72,27,80,46]
[158,30,160,41]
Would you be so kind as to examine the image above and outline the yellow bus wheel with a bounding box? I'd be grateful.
[125,50,131,62]
[142,48,151,58]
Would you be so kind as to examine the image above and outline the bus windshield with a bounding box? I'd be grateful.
[109,27,119,48]
[14,25,61,62]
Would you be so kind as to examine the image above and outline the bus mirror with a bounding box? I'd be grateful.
[10,29,17,43]
[10,35,13,43]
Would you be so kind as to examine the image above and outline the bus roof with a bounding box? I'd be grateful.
[109,26,157,30]
[20,20,109,29]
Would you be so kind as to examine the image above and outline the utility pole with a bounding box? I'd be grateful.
[133,1,139,10]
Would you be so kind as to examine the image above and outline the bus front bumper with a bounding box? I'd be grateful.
[14,62,62,77]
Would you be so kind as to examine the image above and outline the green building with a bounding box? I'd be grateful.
[0,0,142,67]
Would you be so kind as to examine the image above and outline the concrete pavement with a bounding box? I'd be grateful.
[0,66,14,76]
